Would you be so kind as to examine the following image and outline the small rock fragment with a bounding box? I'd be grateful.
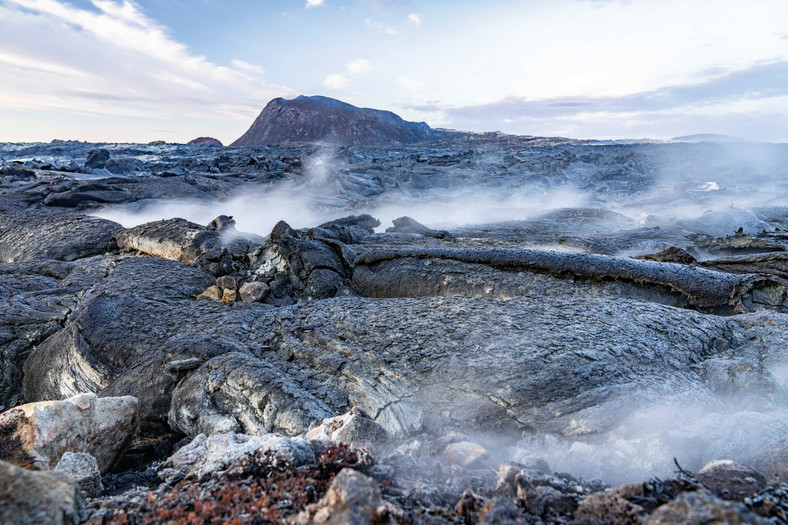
[216,275,237,291]
[54,452,103,497]
[574,489,646,525]
[221,288,236,305]
[478,496,522,524]
[456,490,485,521]
[443,441,489,468]
[196,285,222,300]
[495,462,519,497]
[294,468,381,525]
[239,281,270,302]
[646,489,754,524]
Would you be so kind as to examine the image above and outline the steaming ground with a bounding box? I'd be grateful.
[8,139,788,489]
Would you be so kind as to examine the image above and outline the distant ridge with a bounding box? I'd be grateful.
[671,133,744,143]
[187,137,223,146]
[231,95,438,147]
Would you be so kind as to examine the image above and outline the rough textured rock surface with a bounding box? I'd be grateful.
[306,407,387,452]
[54,452,103,497]
[0,257,113,410]
[0,459,80,525]
[3,137,788,522]
[169,351,332,437]
[231,95,436,147]
[157,431,314,484]
[645,489,759,524]
[352,248,788,313]
[697,460,767,501]
[0,393,137,474]
[0,210,122,262]
[294,468,381,525]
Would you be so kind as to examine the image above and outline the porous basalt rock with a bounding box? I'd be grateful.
[0,459,80,525]
[0,210,122,262]
[306,407,387,452]
[0,393,137,474]
[353,247,788,313]
[54,452,103,497]
[157,431,314,483]
[293,468,381,524]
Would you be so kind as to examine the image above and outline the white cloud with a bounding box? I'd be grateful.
[322,59,371,91]
[305,0,324,7]
[365,18,396,35]
[407,13,421,26]
[231,59,265,75]
[322,73,349,89]
[0,0,293,142]
[346,59,370,74]
[398,76,423,91]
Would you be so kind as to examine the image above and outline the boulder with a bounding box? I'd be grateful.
[42,182,132,208]
[54,452,103,497]
[0,459,80,525]
[104,157,142,174]
[239,281,269,302]
[0,258,114,411]
[0,393,137,474]
[306,407,387,452]
[216,275,237,290]
[353,247,788,313]
[697,460,766,501]
[386,216,452,239]
[443,441,489,468]
[115,217,260,267]
[293,468,381,525]
[574,489,647,524]
[157,431,314,483]
[646,489,756,524]
[85,149,110,169]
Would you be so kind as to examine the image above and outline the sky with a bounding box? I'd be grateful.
[1,0,787,143]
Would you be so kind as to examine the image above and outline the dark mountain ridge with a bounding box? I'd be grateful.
[231,95,439,147]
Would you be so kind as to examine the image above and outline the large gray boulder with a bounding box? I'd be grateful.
[0,393,138,474]
[0,459,80,525]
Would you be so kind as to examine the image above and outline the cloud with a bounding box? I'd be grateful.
[346,58,371,74]
[364,18,396,35]
[422,61,788,120]
[407,13,421,25]
[231,59,265,75]
[0,0,293,142]
[398,76,423,91]
[404,61,788,140]
[305,0,324,7]
[322,73,349,89]
[322,59,372,90]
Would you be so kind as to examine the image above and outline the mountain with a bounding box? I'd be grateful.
[231,95,437,147]
[187,137,223,146]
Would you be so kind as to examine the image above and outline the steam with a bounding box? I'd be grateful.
[86,142,788,485]
[94,142,788,245]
